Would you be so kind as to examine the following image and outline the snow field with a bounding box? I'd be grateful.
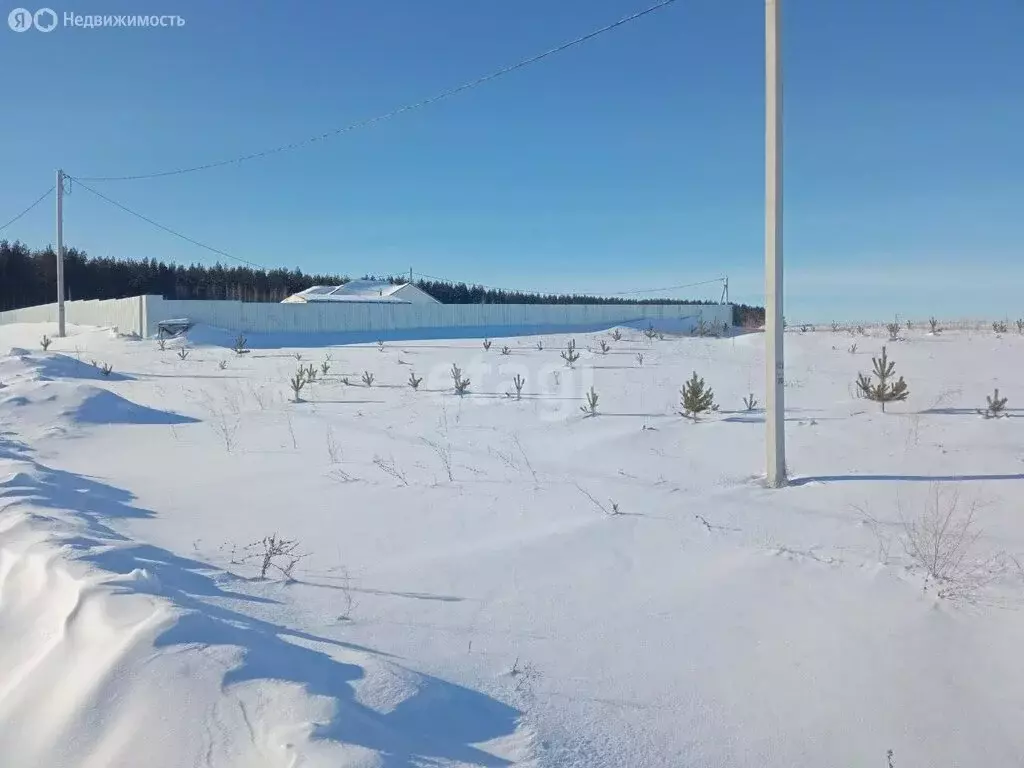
[1,320,1023,767]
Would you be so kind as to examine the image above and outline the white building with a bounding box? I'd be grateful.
[281,280,440,305]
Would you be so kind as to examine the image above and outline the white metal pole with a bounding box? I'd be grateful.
[56,168,66,338]
[765,0,786,486]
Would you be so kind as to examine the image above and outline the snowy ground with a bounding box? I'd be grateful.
[1,320,1023,768]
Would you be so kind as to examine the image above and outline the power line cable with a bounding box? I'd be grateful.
[406,270,723,299]
[76,0,680,182]
[0,186,55,233]
[68,176,267,269]
[56,181,727,300]
[608,277,726,296]
[51,182,722,299]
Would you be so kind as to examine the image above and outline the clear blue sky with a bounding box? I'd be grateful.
[2,0,1022,321]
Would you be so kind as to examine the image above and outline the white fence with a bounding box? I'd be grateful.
[1,296,734,341]
[0,297,146,336]
[787,318,1019,333]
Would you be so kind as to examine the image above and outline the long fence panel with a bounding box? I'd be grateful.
[143,297,733,339]
[0,297,144,336]
[1,296,733,340]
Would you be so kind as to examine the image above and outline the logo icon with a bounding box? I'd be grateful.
[8,7,33,31]
[34,7,57,31]
[8,7,57,31]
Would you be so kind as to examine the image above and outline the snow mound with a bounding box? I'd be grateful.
[0,455,531,768]
[0,351,191,437]
[1,381,195,433]
[0,350,132,383]
[70,389,197,426]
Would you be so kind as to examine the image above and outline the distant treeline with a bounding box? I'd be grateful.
[0,240,764,326]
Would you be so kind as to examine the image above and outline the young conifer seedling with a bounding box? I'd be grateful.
[451,364,470,395]
[561,339,580,368]
[979,389,1008,419]
[855,346,909,412]
[580,386,599,417]
[679,371,717,420]
[289,368,307,402]
[511,374,525,400]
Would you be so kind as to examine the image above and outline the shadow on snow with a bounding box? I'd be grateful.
[0,436,520,767]
[184,316,724,351]
[792,473,1024,485]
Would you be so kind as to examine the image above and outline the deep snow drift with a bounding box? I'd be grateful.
[1,321,1023,767]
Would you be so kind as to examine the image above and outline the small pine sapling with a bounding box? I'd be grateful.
[511,374,525,400]
[679,372,717,420]
[40,335,52,351]
[408,371,422,389]
[218,360,228,370]
[1017,318,1024,334]
[611,329,622,341]
[856,325,867,336]
[233,333,249,355]
[848,343,858,354]
[979,388,1008,419]
[599,340,610,354]
[831,321,840,332]
[304,364,317,383]
[993,320,1008,335]
[743,393,758,411]
[855,346,909,412]
[320,360,331,377]
[482,339,492,351]
[294,352,303,361]
[501,346,511,356]
[361,370,375,387]
[561,339,580,368]
[157,337,167,351]
[177,347,190,360]
[886,319,901,341]
[535,340,544,351]
[929,316,941,334]
[377,340,385,352]
[451,364,470,395]
[658,331,666,341]
[636,352,644,366]
[643,324,658,340]
[800,324,811,333]
[580,386,599,417]
[289,367,307,402]
[99,362,113,377]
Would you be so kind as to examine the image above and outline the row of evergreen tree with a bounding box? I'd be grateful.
[0,240,764,326]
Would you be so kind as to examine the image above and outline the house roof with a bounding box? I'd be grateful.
[331,280,409,299]
[284,281,437,304]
